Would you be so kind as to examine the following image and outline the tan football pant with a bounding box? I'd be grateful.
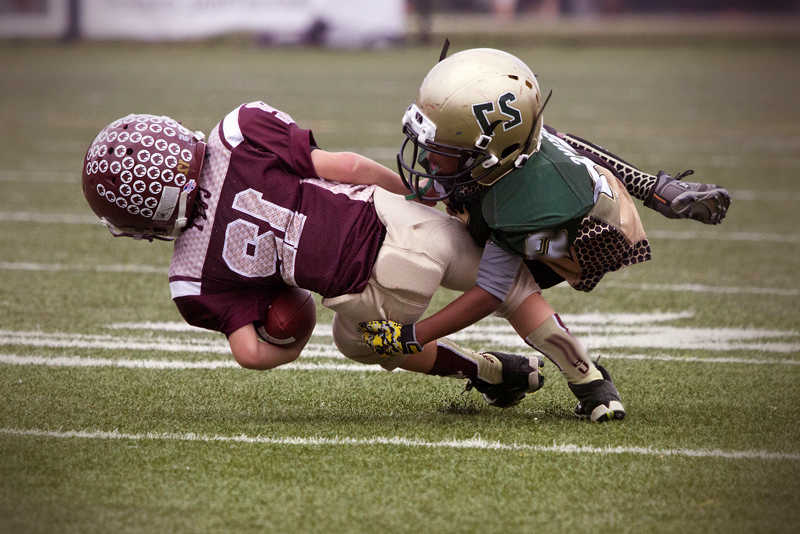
[323,187,540,370]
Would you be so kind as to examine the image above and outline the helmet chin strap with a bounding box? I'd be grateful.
[171,187,192,237]
[404,177,434,201]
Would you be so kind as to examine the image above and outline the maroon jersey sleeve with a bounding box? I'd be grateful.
[235,102,319,179]
[173,290,273,337]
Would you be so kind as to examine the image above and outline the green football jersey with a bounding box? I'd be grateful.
[467,130,599,258]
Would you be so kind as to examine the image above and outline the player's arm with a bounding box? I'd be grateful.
[310,149,410,195]
[360,241,519,354]
[545,124,730,224]
[416,240,520,343]
[415,286,500,344]
[228,323,310,370]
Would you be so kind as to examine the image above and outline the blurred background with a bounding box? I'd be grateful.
[1,0,799,46]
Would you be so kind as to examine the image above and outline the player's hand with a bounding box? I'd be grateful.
[359,320,422,356]
[646,170,731,225]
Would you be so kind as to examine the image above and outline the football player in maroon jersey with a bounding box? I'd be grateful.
[82,102,545,408]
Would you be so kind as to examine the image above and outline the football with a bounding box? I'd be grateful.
[255,287,316,345]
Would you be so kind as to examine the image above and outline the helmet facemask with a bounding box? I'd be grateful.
[397,104,497,201]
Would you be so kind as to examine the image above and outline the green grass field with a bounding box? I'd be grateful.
[1,33,799,533]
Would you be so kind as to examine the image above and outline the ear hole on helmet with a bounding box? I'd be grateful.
[508,75,518,80]
[525,80,534,89]
[501,143,520,159]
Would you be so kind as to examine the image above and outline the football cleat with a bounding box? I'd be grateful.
[466,352,544,408]
[645,170,730,225]
[568,364,626,422]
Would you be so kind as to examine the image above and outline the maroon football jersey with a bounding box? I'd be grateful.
[169,101,385,335]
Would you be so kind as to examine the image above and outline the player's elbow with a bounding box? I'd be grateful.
[234,347,272,370]
[312,150,364,184]
[338,152,364,181]
[228,324,301,370]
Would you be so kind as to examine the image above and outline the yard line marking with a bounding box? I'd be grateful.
[1,351,796,369]
[600,282,800,297]
[0,262,166,274]
[105,312,697,333]
[1,261,795,297]
[0,171,78,183]
[0,211,98,224]
[0,330,344,358]
[602,353,800,366]
[0,354,370,371]
[648,230,800,244]
[1,210,797,245]
[2,427,798,462]
[3,321,799,355]
[450,327,800,354]
[731,190,800,201]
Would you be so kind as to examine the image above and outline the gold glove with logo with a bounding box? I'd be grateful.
[359,320,423,356]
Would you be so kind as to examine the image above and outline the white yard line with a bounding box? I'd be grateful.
[601,353,800,366]
[0,211,98,224]
[0,171,78,183]
[600,282,800,296]
[0,262,166,274]
[0,354,369,371]
[106,312,696,332]
[730,190,800,201]
[1,210,798,245]
[2,427,797,462]
[648,230,800,244]
[2,261,796,297]
[0,331,343,358]
[2,318,799,354]
[1,350,797,369]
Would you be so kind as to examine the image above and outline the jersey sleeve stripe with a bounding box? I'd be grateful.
[220,105,244,150]
[170,280,201,299]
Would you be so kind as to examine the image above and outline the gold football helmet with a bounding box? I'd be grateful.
[398,48,546,200]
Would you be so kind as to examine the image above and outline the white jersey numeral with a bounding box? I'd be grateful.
[222,188,307,285]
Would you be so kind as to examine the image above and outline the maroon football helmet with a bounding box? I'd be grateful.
[82,113,206,240]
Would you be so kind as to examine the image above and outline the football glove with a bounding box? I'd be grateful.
[645,170,731,225]
[359,320,422,356]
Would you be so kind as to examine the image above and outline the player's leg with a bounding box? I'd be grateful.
[506,292,625,422]
[324,189,542,403]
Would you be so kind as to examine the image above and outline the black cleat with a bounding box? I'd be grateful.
[568,364,626,422]
[646,170,730,225]
[466,352,544,408]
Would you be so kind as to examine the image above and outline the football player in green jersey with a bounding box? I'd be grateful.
[361,47,731,422]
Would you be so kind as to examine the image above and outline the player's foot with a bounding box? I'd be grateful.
[466,352,544,408]
[568,364,626,422]
[645,170,730,225]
